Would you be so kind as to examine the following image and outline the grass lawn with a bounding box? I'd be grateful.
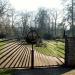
[0,39,7,49]
[0,39,12,75]
[0,69,12,75]
[0,42,6,46]
[34,40,65,58]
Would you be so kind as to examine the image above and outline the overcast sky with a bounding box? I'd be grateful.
[9,0,63,11]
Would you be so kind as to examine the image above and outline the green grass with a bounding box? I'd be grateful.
[0,40,12,75]
[0,69,12,75]
[34,40,65,58]
[0,39,7,49]
[0,42,6,46]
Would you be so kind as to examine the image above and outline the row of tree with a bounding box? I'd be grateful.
[62,0,75,37]
[0,0,75,40]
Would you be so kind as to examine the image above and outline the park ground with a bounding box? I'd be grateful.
[0,39,75,75]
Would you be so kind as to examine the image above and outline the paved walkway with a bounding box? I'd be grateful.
[34,50,64,67]
[0,41,64,68]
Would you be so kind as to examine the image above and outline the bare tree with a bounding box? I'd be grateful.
[21,12,30,39]
[50,9,58,38]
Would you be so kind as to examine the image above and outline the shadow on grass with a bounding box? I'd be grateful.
[0,69,12,75]
[11,66,75,75]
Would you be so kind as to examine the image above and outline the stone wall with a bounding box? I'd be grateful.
[65,37,75,66]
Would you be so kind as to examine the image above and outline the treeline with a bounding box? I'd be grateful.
[0,0,75,40]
